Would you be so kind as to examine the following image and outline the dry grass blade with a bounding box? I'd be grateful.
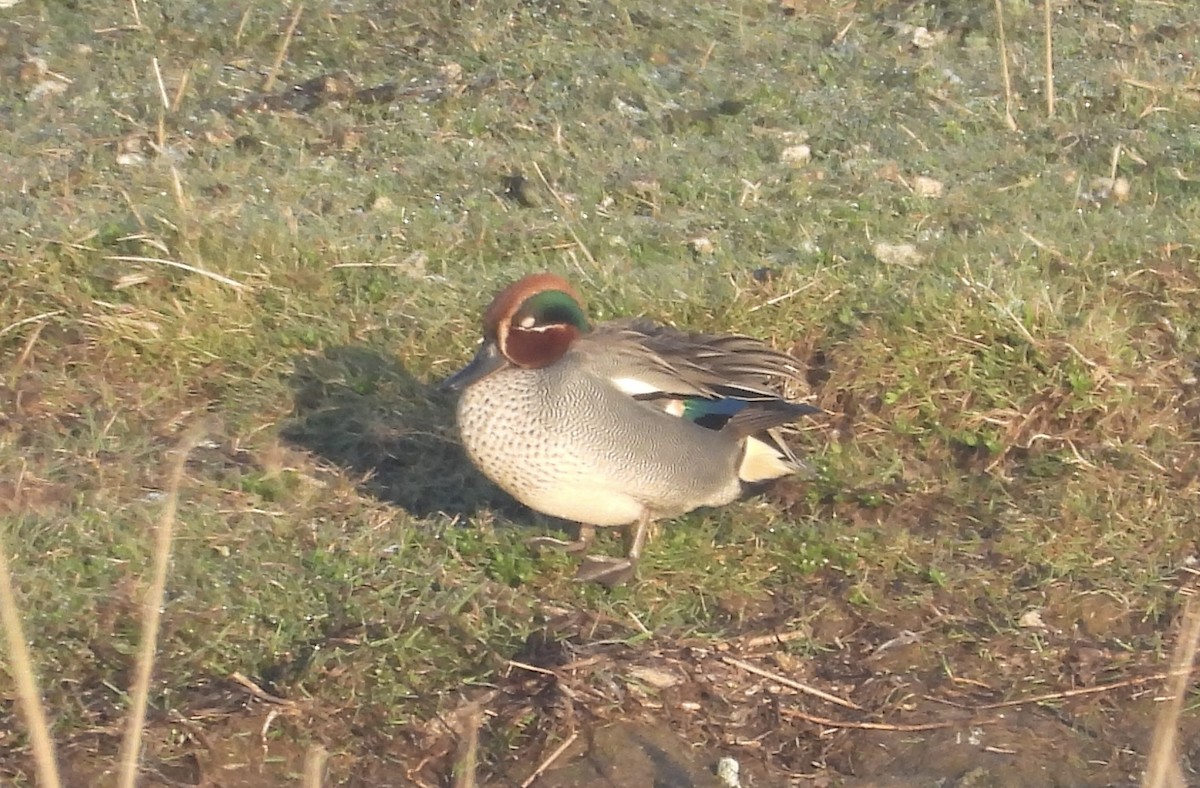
[1142,598,1200,788]
[303,745,328,788]
[1043,0,1055,117]
[151,56,169,110]
[451,703,483,788]
[14,320,48,372]
[0,529,63,788]
[520,732,579,788]
[105,255,246,289]
[116,424,208,788]
[0,310,65,341]
[170,64,192,114]
[531,160,597,267]
[994,0,1019,131]
[264,3,305,93]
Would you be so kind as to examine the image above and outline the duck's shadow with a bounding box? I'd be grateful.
[281,345,525,520]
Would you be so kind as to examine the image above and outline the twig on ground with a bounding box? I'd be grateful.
[971,667,1200,712]
[721,655,861,711]
[508,659,559,677]
[737,629,811,650]
[780,707,996,732]
[229,671,299,706]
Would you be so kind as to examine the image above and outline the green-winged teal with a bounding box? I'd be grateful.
[441,273,820,586]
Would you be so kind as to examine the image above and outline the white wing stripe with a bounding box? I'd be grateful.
[610,376,663,395]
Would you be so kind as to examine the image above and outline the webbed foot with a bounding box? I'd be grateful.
[573,555,637,587]
[526,524,595,555]
[571,513,653,587]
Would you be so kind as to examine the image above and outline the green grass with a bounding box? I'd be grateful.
[2,0,1198,784]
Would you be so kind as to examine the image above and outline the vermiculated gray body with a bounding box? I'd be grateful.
[457,358,746,527]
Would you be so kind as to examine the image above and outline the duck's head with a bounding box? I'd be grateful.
[440,273,591,391]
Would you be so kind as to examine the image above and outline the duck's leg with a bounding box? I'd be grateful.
[527,523,595,554]
[574,512,651,588]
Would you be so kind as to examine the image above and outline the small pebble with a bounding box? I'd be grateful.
[781,144,811,166]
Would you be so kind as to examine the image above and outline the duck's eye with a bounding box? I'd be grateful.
[519,315,537,328]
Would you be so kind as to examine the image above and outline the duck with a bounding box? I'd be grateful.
[440,272,820,586]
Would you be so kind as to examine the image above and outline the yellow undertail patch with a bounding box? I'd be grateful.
[737,436,798,483]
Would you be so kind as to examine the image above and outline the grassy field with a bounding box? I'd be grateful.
[2,0,1198,784]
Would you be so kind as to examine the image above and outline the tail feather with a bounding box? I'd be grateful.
[639,394,817,483]
[726,400,821,437]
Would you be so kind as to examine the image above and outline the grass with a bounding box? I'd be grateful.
[2,0,1199,784]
